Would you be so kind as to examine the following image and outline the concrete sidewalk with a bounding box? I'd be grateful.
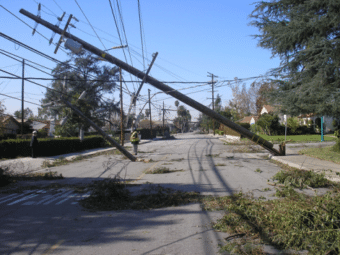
[270,142,340,182]
[0,140,150,174]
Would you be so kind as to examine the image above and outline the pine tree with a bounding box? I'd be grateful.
[249,0,340,117]
[39,51,119,135]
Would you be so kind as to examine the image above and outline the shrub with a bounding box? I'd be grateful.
[256,113,281,135]
[0,133,17,141]
[0,135,110,159]
[287,117,299,134]
[332,139,340,153]
[335,130,340,139]
[315,117,321,129]
[38,129,48,138]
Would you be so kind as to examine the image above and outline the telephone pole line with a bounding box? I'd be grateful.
[120,68,124,146]
[148,89,153,138]
[207,72,218,135]
[20,8,284,156]
[162,101,165,136]
[21,59,25,135]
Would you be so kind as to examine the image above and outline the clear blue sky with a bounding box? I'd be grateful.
[0,0,280,121]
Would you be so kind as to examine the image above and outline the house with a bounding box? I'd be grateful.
[260,105,287,124]
[260,105,276,115]
[0,115,20,134]
[239,116,258,125]
[260,105,338,132]
[17,118,58,136]
[298,114,338,133]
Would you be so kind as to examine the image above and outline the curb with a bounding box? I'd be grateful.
[269,155,309,171]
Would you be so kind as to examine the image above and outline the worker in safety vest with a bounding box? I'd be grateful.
[130,129,140,155]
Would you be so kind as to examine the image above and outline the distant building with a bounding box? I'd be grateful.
[239,116,258,125]
[260,105,287,124]
[1,115,20,134]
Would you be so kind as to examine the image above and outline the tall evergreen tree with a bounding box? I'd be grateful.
[39,51,119,135]
[249,0,340,117]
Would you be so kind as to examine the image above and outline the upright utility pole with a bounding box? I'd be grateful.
[162,101,165,136]
[21,59,25,135]
[148,89,152,138]
[120,68,124,146]
[207,72,217,135]
[20,8,283,156]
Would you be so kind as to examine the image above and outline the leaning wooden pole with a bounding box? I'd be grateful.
[20,9,283,156]
[120,68,124,146]
[61,98,136,162]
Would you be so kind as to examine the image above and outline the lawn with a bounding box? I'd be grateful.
[258,134,337,143]
[299,146,340,164]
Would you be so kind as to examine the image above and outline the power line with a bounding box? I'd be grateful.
[0,5,68,54]
[137,0,145,70]
[32,0,58,18]
[52,0,64,13]
[0,50,54,77]
[108,0,137,92]
[74,0,107,50]
[0,49,53,71]
[0,92,41,106]
[0,33,136,103]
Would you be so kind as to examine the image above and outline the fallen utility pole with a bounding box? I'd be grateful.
[61,97,136,162]
[20,9,284,156]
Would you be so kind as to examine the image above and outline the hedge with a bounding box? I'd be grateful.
[0,135,111,159]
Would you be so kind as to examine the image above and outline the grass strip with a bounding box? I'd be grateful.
[299,146,340,164]
[259,134,337,144]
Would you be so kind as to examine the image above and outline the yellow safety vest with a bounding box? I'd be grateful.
[130,131,140,143]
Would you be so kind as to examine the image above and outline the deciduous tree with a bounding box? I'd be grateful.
[14,107,33,119]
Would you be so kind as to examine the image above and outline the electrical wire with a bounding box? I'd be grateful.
[32,0,58,18]
[137,0,145,70]
[108,0,137,92]
[74,0,107,50]
[0,49,53,71]
[52,0,64,13]
[0,93,41,106]
[0,5,69,54]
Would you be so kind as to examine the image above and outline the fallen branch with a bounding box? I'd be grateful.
[224,233,246,241]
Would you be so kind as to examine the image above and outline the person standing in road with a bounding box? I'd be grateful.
[30,130,39,158]
[130,129,140,155]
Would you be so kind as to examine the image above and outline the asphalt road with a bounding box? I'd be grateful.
[0,133,288,255]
